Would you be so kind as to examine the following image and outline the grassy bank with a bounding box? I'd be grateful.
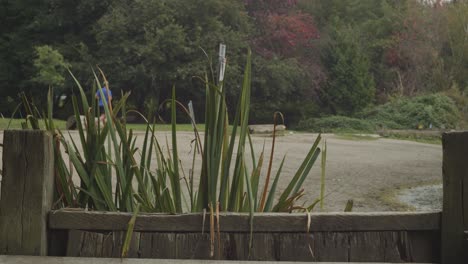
[0,119,206,132]
[0,118,67,130]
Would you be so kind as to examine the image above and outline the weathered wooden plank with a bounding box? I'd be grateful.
[95,232,104,257]
[0,130,54,256]
[218,233,233,260]
[175,233,211,259]
[80,232,101,257]
[59,225,440,261]
[138,232,152,258]
[249,233,278,261]
[442,131,468,264]
[173,233,234,260]
[349,232,385,262]
[49,210,441,232]
[150,233,176,259]
[101,232,114,257]
[381,231,408,262]
[278,233,314,261]
[225,233,247,260]
[66,230,84,257]
[0,255,440,264]
[408,230,440,263]
[313,232,349,262]
[111,231,124,258]
[61,230,441,262]
[127,232,141,258]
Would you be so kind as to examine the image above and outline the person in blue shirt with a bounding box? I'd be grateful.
[95,87,112,125]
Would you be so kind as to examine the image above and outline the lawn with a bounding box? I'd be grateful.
[126,123,204,131]
[0,118,67,130]
[0,118,205,132]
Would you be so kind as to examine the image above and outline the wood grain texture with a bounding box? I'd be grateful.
[58,230,439,262]
[101,232,114,257]
[66,230,84,257]
[442,131,468,264]
[0,255,441,264]
[313,232,349,262]
[151,233,176,259]
[111,231,124,258]
[278,233,314,261]
[127,232,141,258]
[49,210,441,232]
[408,230,440,263]
[0,131,54,256]
[138,233,152,258]
[175,233,210,259]
[381,231,409,262]
[80,232,101,257]
[50,209,441,261]
[349,232,385,262]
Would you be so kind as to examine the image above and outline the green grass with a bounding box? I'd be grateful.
[0,118,67,130]
[126,123,205,131]
[0,119,202,132]
[334,132,441,144]
[335,133,379,141]
[383,134,442,145]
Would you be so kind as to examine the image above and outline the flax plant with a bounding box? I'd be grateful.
[191,50,324,215]
[19,50,325,216]
[16,50,327,258]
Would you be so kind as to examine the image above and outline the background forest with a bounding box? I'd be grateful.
[0,0,467,130]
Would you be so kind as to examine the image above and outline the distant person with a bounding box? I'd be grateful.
[96,87,112,125]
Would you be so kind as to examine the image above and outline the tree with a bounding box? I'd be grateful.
[91,0,250,118]
[322,22,375,115]
[0,0,113,115]
[245,0,324,125]
[442,1,468,91]
[32,45,70,91]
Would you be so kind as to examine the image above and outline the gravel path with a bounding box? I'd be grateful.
[243,133,442,212]
[0,131,442,212]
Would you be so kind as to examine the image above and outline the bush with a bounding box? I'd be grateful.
[297,94,461,132]
[297,115,374,133]
[358,94,460,129]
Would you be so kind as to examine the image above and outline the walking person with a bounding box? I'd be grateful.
[96,86,112,125]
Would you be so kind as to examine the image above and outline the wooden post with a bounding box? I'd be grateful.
[442,131,468,264]
[0,130,54,255]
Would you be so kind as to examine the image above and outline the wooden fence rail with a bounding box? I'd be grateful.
[47,210,441,262]
[49,210,440,232]
[1,130,467,262]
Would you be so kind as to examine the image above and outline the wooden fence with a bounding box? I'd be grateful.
[47,210,440,262]
[0,130,467,263]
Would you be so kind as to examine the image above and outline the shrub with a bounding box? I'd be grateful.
[359,94,460,129]
[297,115,374,133]
[298,94,461,132]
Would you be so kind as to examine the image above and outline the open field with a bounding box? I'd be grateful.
[0,131,442,212]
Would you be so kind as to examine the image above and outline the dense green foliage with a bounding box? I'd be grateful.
[300,94,460,132]
[297,116,374,133]
[1,0,467,128]
[359,94,461,129]
[322,22,375,115]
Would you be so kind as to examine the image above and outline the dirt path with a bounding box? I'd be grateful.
[231,133,441,212]
[0,131,442,212]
